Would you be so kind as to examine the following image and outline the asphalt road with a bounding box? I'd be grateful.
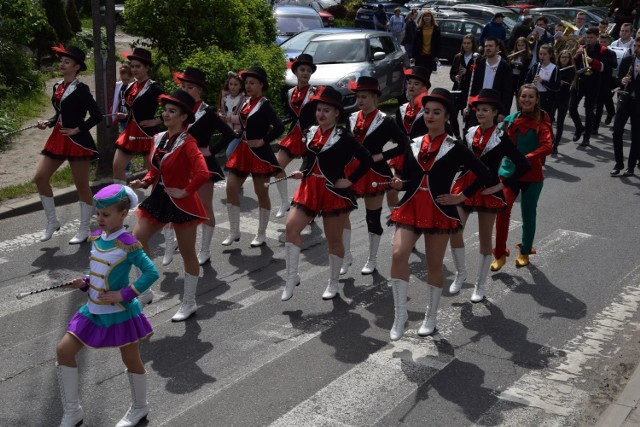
[1,67,640,426]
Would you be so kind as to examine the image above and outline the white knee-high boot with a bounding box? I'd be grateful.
[361,232,382,275]
[448,247,467,294]
[68,201,93,244]
[115,370,149,427]
[250,207,270,247]
[281,242,301,301]
[198,224,215,265]
[162,225,177,266]
[56,363,84,427]
[390,278,409,341]
[322,254,343,299]
[40,195,61,242]
[418,284,442,337]
[222,204,241,246]
[172,272,198,322]
[275,179,289,218]
[339,229,353,275]
[471,254,492,303]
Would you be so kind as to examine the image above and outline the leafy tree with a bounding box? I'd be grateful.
[124,0,277,69]
[43,0,74,42]
[65,0,83,34]
[0,0,48,45]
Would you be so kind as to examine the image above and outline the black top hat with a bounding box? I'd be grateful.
[403,66,431,88]
[310,86,343,110]
[471,88,503,111]
[348,76,382,96]
[292,54,317,74]
[127,48,154,67]
[421,88,455,116]
[239,66,269,90]
[51,45,87,72]
[174,66,206,88]
[158,89,196,123]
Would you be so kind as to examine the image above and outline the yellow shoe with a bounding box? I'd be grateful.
[490,255,507,271]
[515,254,529,267]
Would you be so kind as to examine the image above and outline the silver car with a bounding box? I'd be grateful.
[284,30,410,112]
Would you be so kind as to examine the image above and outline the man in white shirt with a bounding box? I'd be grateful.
[611,23,634,51]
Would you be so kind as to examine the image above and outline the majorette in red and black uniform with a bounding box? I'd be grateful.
[391,93,491,234]
[292,123,373,217]
[225,75,285,178]
[115,48,165,155]
[393,67,431,174]
[345,77,408,197]
[42,78,103,161]
[453,91,531,213]
[279,54,318,158]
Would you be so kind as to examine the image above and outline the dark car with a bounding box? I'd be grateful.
[277,0,336,27]
[437,17,486,62]
[543,0,591,6]
[528,7,607,28]
[447,4,519,30]
[274,5,325,44]
[285,30,410,111]
[355,3,410,29]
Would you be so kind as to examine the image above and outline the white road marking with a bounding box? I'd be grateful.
[497,265,640,418]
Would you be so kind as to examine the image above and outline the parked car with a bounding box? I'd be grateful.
[437,17,486,62]
[277,0,336,27]
[355,3,410,29]
[284,30,410,111]
[274,5,325,44]
[543,0,591,6]
[528,7,607,28]
[279,27,360,61]
[447,4,519,30]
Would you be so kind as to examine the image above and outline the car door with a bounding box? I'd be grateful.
[368,36,396,98]
[439,19,463,61]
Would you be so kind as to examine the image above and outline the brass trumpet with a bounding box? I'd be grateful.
[580,48,593,76]
[508,49,526,59]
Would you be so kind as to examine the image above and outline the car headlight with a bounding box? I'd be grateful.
[336,72,361,89]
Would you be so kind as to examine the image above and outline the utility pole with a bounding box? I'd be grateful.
[91,0,117,179]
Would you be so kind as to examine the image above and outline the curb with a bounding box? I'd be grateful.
[595,362,640,426]
[0,171,146,221]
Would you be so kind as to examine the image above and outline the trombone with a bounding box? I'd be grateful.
[507,49,526,59]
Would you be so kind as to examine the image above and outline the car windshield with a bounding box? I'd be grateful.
[304,39,368,63]
[277,15,323,35]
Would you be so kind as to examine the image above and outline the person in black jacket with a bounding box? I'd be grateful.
[525,44,560,122]
[223,66,285,248]
[281,86,372,302]
[412,10,441,85]
[34,45,102,244]
[450,34,480,139]
[554,49,577,153]
[387,88,491,341]
[593,33,618,135]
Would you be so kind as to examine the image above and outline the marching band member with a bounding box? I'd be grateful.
[281,86,372,301]
[491,84,553,271]
[445,89,530,302]
[388,88,490,340]
[450,35,479,140]
[275,54,317,218]
[593,33,619,135]
[342,76,408,276]
[508,37,532,102]
[113,48,164,183]
[223,66,285,247]
[129,89,210,322]
[34,45,102,244]
[525,44,560,121]
[554,49,577,153]
[55,184,159,427]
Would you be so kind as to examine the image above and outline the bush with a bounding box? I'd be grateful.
[0,0,48,45]
[29,22,59,66]
[124,0,277,69]
[43,0,74,42]
[327,4,347,19]
[178,43,286,115]
[65,0,83,34]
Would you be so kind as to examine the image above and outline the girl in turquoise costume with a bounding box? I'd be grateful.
[55,184,159,427]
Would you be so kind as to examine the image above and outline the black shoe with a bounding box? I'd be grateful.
[622,169,635,177]
[605,113,614,125]
[579,137,590,147]
[573,128,583,142]
[552,146,558,155]
[592,128,599,135]
[610,165,624,176]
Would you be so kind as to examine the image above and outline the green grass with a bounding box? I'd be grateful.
[0,165,78,203]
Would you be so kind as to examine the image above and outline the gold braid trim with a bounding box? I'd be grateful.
[113,239,143,252]
[87,234,100,242]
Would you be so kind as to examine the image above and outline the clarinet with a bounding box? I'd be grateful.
[619,61,635,96]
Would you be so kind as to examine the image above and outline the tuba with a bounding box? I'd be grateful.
[554,20,580,56]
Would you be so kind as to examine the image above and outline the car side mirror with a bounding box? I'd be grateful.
[373,51,386,61]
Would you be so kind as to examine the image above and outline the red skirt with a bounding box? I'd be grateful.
[391,187,461,234]
[226,140,279,177]
[389,154,405,174]
[292,173,354,217]
[115,120,153,154]
[278,126,306,158]
[41,123,97,160]
[345,159,390,197]
[452,172,506,213]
